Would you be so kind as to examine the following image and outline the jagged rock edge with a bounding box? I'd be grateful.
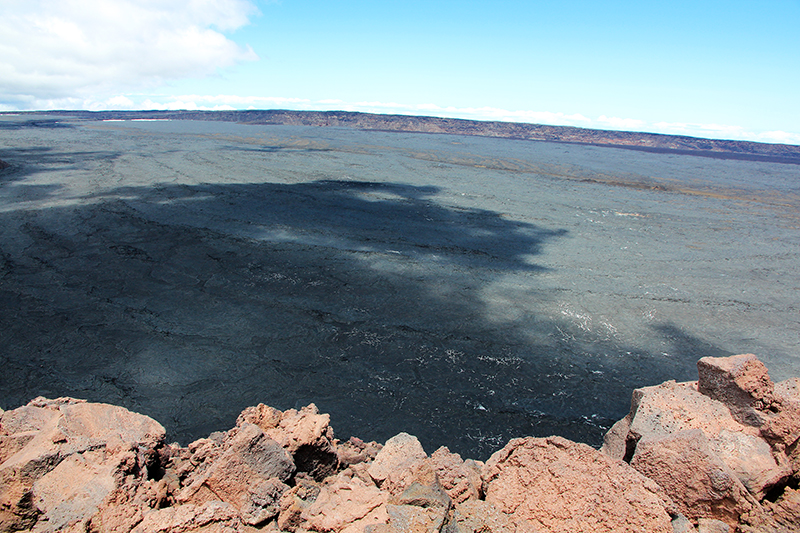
[1,354,799,532]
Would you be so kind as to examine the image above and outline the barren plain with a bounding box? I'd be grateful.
[1,113,798,459]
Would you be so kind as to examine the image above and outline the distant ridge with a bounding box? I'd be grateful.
[11,109,800,164]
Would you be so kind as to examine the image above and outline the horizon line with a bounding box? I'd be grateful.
[7,108,800,154]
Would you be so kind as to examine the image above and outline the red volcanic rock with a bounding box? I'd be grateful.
[0,397,165,532]
[276,475,321,532]
[132,500,242,533]
[335,436,382,469]
[366,432,427,492]
[608,379,790,500]
[696,518,732,533]
[603,354,800,531]
[763,486,800,531]
[177,423,293,526]
[697,353,776,426]
[300,474,388,532]
[238,403,339,481]
[3,354,798,532]
[762,377,800,451]
[453,499,536,532]
[629,429,753,528]
[427,446,483,503]
[482,436,674,533]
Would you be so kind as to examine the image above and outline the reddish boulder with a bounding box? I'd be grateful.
[132,501,243,533]
[238,403,338,481]
[602,354,800,532]
[610,378,790,500]
[177,423,293,526]
[427,446,483,503]
[236,403,282,431]
[0,397,165,532]
[629,429,753,528]
[482,436,674,533]
[52,400,165,450]
[761,378,800,451]
[31,449,118,532]
[300,474,388,532]
[367,432,427,493]
[627,381,747,442]
[697,354,775,426]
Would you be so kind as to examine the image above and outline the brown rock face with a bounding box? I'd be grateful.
[453,499,536,533]
[427,446,483,503]
[132,501,243,533]
[482,436,674,533]
[367,432,427,492]
[3,354,797,533]
[238,403,339,481]
[32,450,118,532]
[300,475,387,532]
[611,379,790,500]
[696,518,732,533]
[762,377,800,451]
[0,397,166,532]
[697,353,776,426]
[177,423,293,525]
[630,429,752,528]
[276,476,321,532]
[764,486,800,531]
[603,354,800,531]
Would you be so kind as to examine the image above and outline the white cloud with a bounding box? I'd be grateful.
[185,94,311,106]
[0,0,258,106]
[653,121,800,145]
[653,121,745,137]
[76,93,312,112]
[756,130,800,145]
[596,115,646,130]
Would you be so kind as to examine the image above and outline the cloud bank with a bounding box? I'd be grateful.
[0,0,258,108]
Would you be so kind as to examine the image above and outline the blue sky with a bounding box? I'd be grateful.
[1,0,798,144]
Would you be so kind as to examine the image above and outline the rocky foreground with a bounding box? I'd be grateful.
[1,354,798,532]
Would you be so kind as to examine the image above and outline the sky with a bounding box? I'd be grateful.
[1,0,799,144]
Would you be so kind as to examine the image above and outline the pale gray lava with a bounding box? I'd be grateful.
[1,115,798,459]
